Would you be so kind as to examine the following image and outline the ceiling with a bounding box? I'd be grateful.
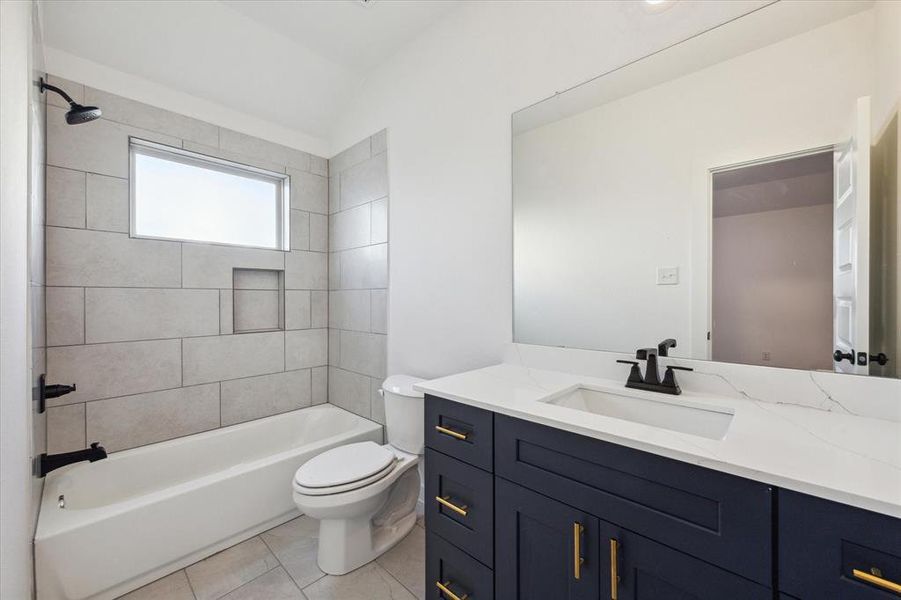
[38,0,459,144]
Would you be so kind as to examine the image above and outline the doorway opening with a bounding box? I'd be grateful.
[710,150,834,371]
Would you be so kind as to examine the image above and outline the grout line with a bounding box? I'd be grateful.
[183,569,199,600]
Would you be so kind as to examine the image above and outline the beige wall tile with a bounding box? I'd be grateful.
[370,378,385,425]
[221,369,311,426]
[46,287,84,346]
[233,289,281,332]
[183,331,284,385]
[310,155,328,177]
[328,329,340,365]
[285,250,328,290]
[340,153,387,211]
[182,141,287,174]
[371,129,387,156]
[47,227,181,287]
[309,213,328,252]
[339,331,387,378]
[85,173,128,232]
[370,289,388,334]
[85,288,219,343]
[47,403,86,453]
[289,169,328,215]
[328,253,341,290]
[47,105,181,178]
[219,128,310,171]
[85,87,218,147]
[285,328,328,370]
[330,203,370,251]
[329,289,370,331]
[86,384,219,452]
[233,268,281,290]
[182,244,284,289]
[46,166,85,228]
[311,290,328,328]
[47,339,182,405]
[328,138,370,175]
[220,290,234,335]
[312,366,328,405]
[289,210,310,250]
[328,174,339,215]
[327,367,370,418]
[370,197,388,244]
[285,290,311,330]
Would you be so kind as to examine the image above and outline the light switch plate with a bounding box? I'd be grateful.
[656,266,679,285]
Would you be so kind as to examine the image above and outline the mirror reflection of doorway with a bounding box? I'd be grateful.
[711,151,834,371]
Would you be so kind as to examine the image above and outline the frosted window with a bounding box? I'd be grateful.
[131,139,289,250]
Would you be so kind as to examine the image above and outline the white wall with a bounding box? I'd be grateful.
[329,0,768,378]
[1,1,37,597]
[512,10,874,358]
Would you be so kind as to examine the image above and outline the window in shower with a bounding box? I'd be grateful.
[130,138,290,250]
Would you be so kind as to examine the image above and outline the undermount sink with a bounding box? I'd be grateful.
[539,386,734,440]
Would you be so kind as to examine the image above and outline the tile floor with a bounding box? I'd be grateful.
[118,516,425,600]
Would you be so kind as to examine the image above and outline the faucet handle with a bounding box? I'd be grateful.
[617,360,643,385]
[665,366,693,372]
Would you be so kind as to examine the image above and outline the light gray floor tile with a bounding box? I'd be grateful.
[376,526,425,600]
[220,567,306,600]
[301,562,415,600]
[117,569,195,600]
[260,516,325,589]
[185,537,279,600]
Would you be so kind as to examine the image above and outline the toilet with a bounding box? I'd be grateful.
[292,375,425,575]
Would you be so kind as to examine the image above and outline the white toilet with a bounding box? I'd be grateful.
[292,375,425,575]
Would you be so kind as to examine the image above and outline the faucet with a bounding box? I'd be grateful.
[39,442,107,477]
[617,339,692,395]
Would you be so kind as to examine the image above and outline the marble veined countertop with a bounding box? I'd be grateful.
[415,363,901,518]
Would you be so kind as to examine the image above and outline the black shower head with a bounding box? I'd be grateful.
[65,104,102,125]
[39,78,102,125]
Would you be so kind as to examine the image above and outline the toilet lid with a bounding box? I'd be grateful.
[294,442,396,489]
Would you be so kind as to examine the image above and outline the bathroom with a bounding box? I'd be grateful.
[0,0,898,598]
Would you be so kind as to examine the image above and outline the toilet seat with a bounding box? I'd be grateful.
[294,442,397,496]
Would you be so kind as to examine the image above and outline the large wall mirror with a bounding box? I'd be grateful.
[513,0,899,378]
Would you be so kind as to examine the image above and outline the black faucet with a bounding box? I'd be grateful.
[617,340,692,395]
[39,442,107,477]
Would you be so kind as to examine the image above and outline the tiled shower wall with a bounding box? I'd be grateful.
[327,133,389,422]
[44,76,331,453]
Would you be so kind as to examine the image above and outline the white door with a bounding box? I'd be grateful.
[832,96,871,374]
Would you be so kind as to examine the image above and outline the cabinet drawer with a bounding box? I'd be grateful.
[425,395,493,471]
[779,490,901,599]
[495,414,773,585]
[425,448,494,567]
[427,531,494,600]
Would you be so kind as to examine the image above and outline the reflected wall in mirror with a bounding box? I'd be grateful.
[513,0,899,377]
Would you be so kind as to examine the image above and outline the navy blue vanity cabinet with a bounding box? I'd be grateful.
[495,478,600,600]
[779,490,901,599]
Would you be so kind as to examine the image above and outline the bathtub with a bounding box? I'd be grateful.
[35,404,382,600]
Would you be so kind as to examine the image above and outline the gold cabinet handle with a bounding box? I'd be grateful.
[436,495,468,516]
[853,568,901,594]
[435,425,468,440]
[436,580,469,600]
[610,538,620,600]
[573,522,584,580]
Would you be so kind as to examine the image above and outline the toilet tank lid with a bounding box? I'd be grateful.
[382,375,425,398]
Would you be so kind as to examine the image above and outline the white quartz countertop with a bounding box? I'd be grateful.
[414,363,901,518]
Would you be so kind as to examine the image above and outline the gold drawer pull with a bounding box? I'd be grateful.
[853,568,901,594]
[436,495,468,516]
[610,538,620,600]
[573,522,584,580]
[435,425,468,440]
[436,580,469,600]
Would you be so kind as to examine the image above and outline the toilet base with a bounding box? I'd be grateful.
[317,511,417,575]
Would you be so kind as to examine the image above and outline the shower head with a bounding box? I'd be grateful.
[39,78,102,125]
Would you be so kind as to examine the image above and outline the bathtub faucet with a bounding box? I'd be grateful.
[39,442,107,477]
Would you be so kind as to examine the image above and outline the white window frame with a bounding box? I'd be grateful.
[129,137,291,251]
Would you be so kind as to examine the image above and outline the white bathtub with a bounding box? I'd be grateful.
[35,404,382,600]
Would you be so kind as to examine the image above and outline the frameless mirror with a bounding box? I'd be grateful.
[512,0,899,377]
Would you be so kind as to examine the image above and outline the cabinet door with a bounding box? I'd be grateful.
[601,521,771,600]
[495,478,600,600]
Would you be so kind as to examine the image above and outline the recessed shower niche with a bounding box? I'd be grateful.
[232,268,285,333]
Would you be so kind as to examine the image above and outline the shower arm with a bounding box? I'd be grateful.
[39,78,77,106]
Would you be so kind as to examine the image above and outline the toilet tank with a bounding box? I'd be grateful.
[381,375,425,455]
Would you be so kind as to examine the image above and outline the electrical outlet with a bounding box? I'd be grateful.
[656,267,679,285]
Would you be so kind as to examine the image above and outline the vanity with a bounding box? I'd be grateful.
[418,364,901,600]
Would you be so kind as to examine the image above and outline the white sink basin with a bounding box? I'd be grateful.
[539,386,734,440]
